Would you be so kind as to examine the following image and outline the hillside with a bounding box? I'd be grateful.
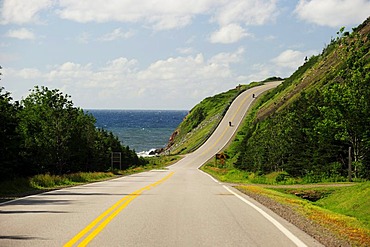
[161,18,370,246]
[228,17,370,181]
[164,77,283,155]
[168,17,370,182]
[164,82,259,155]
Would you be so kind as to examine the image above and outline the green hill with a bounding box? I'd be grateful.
[163,18,370,246]
[168,17,370,182]
[230,17,370,181]
[164,82,261,155]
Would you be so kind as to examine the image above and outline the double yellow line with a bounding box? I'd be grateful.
[200,91,253,156]
[64,171,174,247]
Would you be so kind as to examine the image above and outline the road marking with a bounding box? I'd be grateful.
[223,186,308,247]
[64,172,174,247]
[197,83,279,162]
[198,169,222,184]
[199,90,253,157]
[230,90,253,122]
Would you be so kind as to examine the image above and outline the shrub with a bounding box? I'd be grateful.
[30,174,56,188]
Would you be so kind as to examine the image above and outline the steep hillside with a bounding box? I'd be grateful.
[168,17,370,182]
[164,79,285,155]
[164,83,251,155]
[228,17,370,181]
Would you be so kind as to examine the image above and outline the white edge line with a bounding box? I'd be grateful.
[223,185,308,247]
[199,168,307,247]
[198,169,221,184]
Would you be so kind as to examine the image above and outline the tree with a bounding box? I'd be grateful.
[0,84,145,178]
[18,87,79,174]
[0,87,21,178]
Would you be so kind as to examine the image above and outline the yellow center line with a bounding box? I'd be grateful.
[64,171,174,247]
[200,91,253,156]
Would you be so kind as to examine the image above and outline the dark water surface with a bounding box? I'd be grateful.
[87,110,188,153]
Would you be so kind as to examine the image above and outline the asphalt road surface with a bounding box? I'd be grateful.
[0,82,323,247]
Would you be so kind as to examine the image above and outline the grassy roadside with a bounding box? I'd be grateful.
[0,155,182,203]
[201,164,370,246]
[237,184,370,247]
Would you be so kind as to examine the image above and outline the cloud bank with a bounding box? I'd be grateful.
[6,49,246,109]
[295,0,370,27]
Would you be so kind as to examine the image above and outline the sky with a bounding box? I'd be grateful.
[1,0,369,110]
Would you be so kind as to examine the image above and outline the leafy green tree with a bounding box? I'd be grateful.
[188,106,206,131]
[0,84,144,178]
[317,34,370,178]
[0,87,21,178]
[17,86,143,174]
[18,86,79,174]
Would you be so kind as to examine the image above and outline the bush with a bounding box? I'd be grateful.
[30,174,58,188]
[275,172,291,183]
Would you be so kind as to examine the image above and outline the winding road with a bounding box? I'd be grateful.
[0,82,323,246]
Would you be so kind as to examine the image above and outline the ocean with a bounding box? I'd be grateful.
[86,110,188,154]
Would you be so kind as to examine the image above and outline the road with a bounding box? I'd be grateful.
[0,82,323,247]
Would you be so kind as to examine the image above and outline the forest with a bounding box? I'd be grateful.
[230,19,370,181]
[0,85,145,180]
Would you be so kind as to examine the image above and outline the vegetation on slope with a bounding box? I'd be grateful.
[314,182,370,229]
[225,18,370,181]
[198,18,370,245]
[0,85,146,180]
[165,82,261,154]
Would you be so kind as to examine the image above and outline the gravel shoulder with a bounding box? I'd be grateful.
[236,185,352,247]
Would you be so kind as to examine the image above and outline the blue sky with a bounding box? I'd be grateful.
[1,0,369,110]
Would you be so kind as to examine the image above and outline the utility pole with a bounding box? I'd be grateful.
[348,147,352,182]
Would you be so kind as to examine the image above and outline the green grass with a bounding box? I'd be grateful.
[29,172,116,189]
[118,155,182,175]
[314,182,370,229]
[201,162,303,185]
[169,83,261,154]
[202,161,370,245]
[0,155,182,201]
[237,185,370,246]
[0,172,116,203]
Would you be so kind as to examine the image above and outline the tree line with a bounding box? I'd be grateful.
[233,22,370,181]
[0,85,146,180]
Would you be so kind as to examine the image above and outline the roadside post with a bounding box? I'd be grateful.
[348,147,352,182]
[215,153,226,168]
[111,152,122,171]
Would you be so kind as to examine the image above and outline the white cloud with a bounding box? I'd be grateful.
[176,47,196,55]
[57,0,214,30]
[295,0,370,28]
[247,63,274,82]
[99,28,135,41]
[242,49,320,82]
[212,0,278,26]
[271,49,307,69]
[0,0,52,24]
[208,47,245,66]
[56,0,278,32]
[7,49,246,109]
[271,50,304,69]
[209,0,277,44]
[18,68,42,79]
[6,28,36,40]
[147,14,193,30]
[210,24,251,44]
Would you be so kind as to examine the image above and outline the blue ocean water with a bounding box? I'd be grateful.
[86,110,188,153]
